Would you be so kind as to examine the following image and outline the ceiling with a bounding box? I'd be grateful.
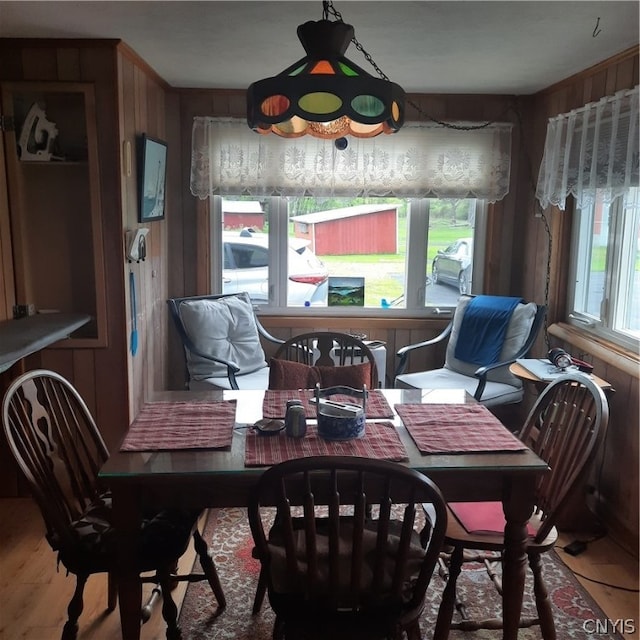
[0,1,638,94]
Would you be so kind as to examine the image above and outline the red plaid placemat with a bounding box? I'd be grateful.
[394,404,526,454]
[262,389,393,419]
[120,401,236,451]
[245,421,407,466]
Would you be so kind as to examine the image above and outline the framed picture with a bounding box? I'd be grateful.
[327,277,365,306]
[138,134,167,222]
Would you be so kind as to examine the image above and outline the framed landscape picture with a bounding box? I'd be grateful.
[327,277,365,306]
[139,134,167,222]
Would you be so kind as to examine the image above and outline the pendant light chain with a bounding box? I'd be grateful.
[324,0,495,131]
[324,1,392,82]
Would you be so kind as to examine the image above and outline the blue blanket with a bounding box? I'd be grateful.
[454,296,523,365]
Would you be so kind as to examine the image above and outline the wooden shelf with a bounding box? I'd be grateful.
[1,81,107,346]
[0,313,91,373]
[20,160,88,166]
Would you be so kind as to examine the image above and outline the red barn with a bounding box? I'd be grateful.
[292,205,398,255]
[222,200,265,230]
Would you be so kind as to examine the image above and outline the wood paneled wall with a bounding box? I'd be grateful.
[0,39,172,496]
[0,40,128,458]
[513,47,639,552]
[116,44,173,417]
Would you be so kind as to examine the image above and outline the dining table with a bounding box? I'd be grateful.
[99,387,548,640]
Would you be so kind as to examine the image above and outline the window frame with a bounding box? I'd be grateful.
[567,188,639,352]
[210,195,486,318]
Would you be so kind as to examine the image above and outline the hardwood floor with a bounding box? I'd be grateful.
[0,498,637,640]
[556,531,639,639]
[0,498,199,640]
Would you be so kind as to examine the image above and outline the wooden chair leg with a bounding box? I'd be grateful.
[529,552,556,640]
[193,529,226,610]
[158,567,182,640]
[433,545,464,640]
[404,620,423,640]
[253,566,267,614]
[272,614,286,640]
[61,574,87,640]
[106,571,118,611]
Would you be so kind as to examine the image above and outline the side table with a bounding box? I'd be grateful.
[509,361,614,394]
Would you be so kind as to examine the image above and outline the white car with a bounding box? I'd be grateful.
[223,230,329,305]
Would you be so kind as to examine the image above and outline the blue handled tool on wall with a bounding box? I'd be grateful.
[129,270,138,356]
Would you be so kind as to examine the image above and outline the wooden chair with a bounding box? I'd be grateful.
[1,369,225,640]
[432,373,609,640]
[270,331,380,389]
[167,292,284,390]
[248,455,448,640]
[395,295,546,406]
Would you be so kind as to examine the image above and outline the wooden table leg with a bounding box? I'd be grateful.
[111,486,142,640]
[501,475,536,640]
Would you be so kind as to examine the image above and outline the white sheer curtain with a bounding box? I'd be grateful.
[190,118,512,202]
[536,86,639,211]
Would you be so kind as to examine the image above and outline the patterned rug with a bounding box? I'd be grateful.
[178,508,621,639]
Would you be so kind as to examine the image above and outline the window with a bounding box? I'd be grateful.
[568,187,640,350]
[213,195,484,315]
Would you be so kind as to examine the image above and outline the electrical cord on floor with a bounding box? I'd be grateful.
[554,538,640,593]
[561,531,607,555]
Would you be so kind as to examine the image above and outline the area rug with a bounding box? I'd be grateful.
[178,508,622,639]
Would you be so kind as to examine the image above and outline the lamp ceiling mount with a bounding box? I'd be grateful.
[297,18,353,57]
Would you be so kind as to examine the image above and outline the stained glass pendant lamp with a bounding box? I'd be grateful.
[246,1,405,139]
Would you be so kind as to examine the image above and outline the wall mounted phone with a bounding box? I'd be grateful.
[126,228,149,263]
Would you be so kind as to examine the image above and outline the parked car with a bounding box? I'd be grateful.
[432,237,473,294]
[223,230,329,305]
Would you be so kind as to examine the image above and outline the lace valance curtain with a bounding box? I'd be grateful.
[190,118,512,202]
[536,86,639,211]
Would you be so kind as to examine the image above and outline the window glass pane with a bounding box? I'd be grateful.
[570,188,639,350]
[573,193,609,320]
[287,197,406,308]
[427,199,476,305]
[221,197,270,303]
[215,195,479,311]
[614,187,640,338]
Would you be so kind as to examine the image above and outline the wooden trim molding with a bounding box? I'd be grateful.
[116,41,171,90]
[549,322,639,378]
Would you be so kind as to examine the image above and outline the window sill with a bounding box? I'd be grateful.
[259,313,448,332]
[256,307,453,319]
[549,322,639,378]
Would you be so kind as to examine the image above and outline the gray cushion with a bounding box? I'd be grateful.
[394,369,524,406]
[445,296,537,387]
[178,294,267,381]
[189,367,271,391]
